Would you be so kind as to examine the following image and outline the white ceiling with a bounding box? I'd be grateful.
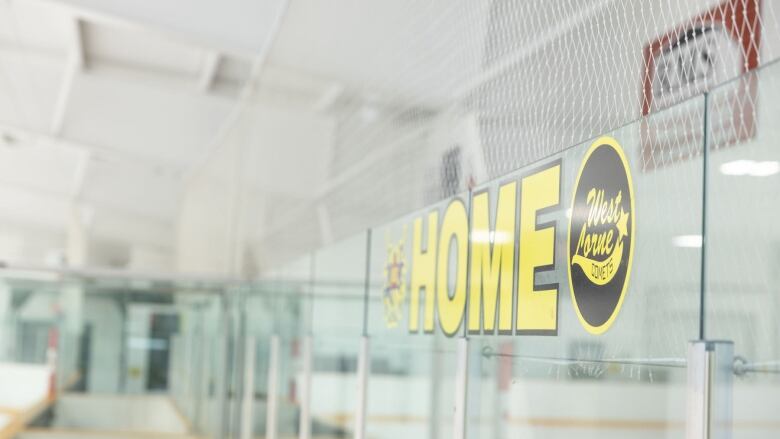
[0,0,487,260]
[0,0,768,271]
[267,0,491,107]
[0,0,262,257]
[50,0,288,55]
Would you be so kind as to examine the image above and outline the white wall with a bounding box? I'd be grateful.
[83,296,122,393]
[176,103,335,275]
[0,220,65,267]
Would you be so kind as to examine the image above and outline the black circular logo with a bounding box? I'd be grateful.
[567,137,635,334]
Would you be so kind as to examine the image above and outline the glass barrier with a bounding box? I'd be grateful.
[367,193,470,439]
[309,233,368,437]
[465,94,706,438]
[78,278,231,438]
[0,272,233,438]
[1,60,778,439]
[240,253,311,439]
[705,60,780,438]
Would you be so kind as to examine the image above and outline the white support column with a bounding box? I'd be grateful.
[240,336,256,439]
[215,332,229,439]
[353,336,370,439]
[60,200,88,389]
[428,338,442,439]
[316,203,334,246]
[0,282,11,359]
[686,340,734,439]
[298,335,312,439]
[453,337,469,439]
[266,335,280,439]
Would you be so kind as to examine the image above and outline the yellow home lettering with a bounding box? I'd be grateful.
[405,162,562,336]
[437,199,468,336]
[409,211,438,333]
[468,181,516,335]
[516,164,561,334]
[391,137,634,337]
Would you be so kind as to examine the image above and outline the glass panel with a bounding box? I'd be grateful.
[243,254,312,439]
[462,95,706,438]
[705,61,780,438]
[367,193,470,439]
[0,272,231,438]
[309,233,367,437]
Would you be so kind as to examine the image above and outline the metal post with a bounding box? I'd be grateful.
[453,337,469,439]
[355,229,371,439]
[266,335,280,439]
[217,306,231,439]
[240,336,256,439]
[193,311,205,431]
[428,337,442,439]
[353,335,370,439]
[299,335,312,439]
[686,340,733,439]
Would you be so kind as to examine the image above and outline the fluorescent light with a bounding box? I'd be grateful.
[672,234,702,248]
[720,160,779,177]
[751,161,780,177]
[471,230,510,244]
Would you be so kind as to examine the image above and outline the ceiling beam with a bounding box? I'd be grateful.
[197,51,221,92]
[183,0,291,185]
[0,121,186,175]
[312,82,344,112]
[50,16,85,136]
[42,0,259,60]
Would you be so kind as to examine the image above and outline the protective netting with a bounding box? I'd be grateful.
[250,0,780,268]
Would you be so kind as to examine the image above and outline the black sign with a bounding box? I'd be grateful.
[568,137,635,334]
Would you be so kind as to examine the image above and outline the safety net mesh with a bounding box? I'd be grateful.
[243,0,779,266]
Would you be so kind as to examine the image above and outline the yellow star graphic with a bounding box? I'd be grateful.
[389,261,400,286]
[616,209,629,238]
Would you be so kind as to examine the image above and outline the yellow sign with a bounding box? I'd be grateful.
[381,136,635,337]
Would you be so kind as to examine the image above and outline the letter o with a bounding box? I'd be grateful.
[437,198,469,336]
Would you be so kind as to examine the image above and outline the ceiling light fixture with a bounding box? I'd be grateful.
[720,159,779,177]
[672,234,702,248]
[471,230,510,244]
